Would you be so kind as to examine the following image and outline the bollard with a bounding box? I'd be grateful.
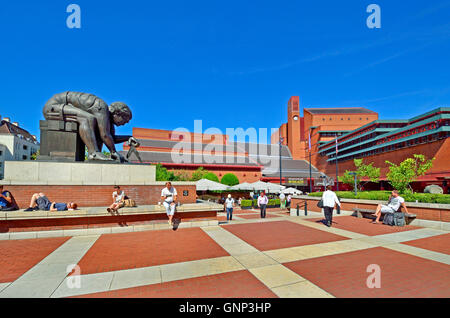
[296,204,299,216]
[304,201,308,216]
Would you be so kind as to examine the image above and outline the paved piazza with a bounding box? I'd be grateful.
[0,209,448,298]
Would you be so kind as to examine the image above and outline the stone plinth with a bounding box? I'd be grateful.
[1,161,156,185]
[39,120,85,162]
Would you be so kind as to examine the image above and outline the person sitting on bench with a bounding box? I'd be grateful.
[0,185,19,211]
[372,190,409,224]
[24,193,77,212]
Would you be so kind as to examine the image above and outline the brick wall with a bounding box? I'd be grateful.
[5,184,197,208]
[292,197,450,222]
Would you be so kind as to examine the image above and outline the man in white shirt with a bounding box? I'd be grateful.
[286,194,292,208]
[279,192,286,210]
[258,192,269,218]
[321,186,341,227]
[161,182,177,226]
[373,190,409,224]
[224,194,235,221]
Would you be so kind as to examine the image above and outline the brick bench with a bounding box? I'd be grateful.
[352,208,417,225]
[0,203,223,233]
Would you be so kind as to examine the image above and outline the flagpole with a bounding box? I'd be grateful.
[335,133,339,192]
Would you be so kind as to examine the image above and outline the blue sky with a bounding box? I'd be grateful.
[0,0,449,145]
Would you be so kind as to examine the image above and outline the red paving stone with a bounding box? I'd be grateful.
[72,270,277,298]
[402,233,450,255]
[237,213,280,220]
[284,247,450,298]
[307,216,421,236]
[0,237,70,283]
[75,228,229,275]
[222,221,348,251]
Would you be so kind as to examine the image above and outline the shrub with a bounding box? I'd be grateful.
[203,172,220,182]
[220,173,240,186]
[308,191,450,204]
[240,200,253,207]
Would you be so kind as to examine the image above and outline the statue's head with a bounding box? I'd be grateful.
[109,102,132,126]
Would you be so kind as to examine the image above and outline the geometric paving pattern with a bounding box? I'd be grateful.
[284,247,450,298]
[222,220,348,251]
[74,228,230,275]
[0,214,449,298]
[0,237,70,283]
[402,233,450,255]
[307,216,422,236]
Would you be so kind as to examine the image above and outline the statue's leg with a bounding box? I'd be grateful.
[61,105,111,161]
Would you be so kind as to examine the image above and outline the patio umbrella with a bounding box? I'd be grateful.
[228,182,254,191]
[196,179,229,191]
[282,187,303,195]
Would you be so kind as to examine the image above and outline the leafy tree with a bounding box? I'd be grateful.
[191,167,208,181]
[220,173,239,186]
[385,154,434,194]
[155,163,179,181]
[202,172,220,182]
[339,170,360,190]
[31,150,40,160]
[338,159,380,190]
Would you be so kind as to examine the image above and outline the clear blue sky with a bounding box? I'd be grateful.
[1,0,449,145]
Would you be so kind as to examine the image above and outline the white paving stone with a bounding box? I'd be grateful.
[0,235,100,298]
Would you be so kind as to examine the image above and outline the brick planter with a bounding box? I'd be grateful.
[292,195,450,222]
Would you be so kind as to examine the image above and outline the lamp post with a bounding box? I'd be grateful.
[279,137,284,186]
[349,172,358,196]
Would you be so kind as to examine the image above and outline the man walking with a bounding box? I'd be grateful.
[321,185,341,227]
[224,194,235,221]
[258,191,269,218]
[279,192,286,210]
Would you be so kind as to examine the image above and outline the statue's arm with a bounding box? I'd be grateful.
[113,135,133,144]
[96,114,117,153]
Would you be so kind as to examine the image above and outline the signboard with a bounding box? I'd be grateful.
[286,178,306,186]
[314,177,335,187]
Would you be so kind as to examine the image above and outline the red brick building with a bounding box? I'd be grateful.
[271,97,450,193]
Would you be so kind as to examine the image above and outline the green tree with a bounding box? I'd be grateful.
[338,159,380,190]
[191,167,207,181]
[155,163,179,181]
[203,172,220,182]
[339,170,360,190]
[220,173,239,186]
[31,150,40,160]
[385,154,434,194]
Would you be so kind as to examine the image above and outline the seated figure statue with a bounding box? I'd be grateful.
[43,91,136,162]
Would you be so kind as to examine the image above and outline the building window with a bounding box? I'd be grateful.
[23,155,27,160]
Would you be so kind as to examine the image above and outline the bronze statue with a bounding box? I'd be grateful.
[43,91,136,162]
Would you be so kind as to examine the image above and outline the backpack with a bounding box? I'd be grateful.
[393,212,406,227]
[383,213,395,226]
[123,199,136,207]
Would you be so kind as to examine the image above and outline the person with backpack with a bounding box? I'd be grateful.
[321,185,341,227]
[0,185,19,211]
[372,190,409,225]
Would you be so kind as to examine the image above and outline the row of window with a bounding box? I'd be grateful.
[328,132,448,162]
